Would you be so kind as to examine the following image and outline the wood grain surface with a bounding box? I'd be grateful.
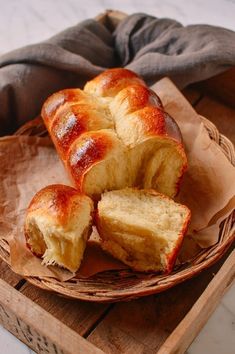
[158,250,235,354]
[86,247,234,353]
[21,283,110,337]
[0,279,104,354]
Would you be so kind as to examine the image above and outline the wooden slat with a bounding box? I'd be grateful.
[158,250,235,354]
[195,95,235,144]
[20,282,110,336]
[0,279,104,354]
[87,247,234,354]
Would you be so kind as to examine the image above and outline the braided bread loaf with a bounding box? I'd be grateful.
[41,68,187,199]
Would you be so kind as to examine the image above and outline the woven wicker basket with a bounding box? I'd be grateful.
[0,11,234,303]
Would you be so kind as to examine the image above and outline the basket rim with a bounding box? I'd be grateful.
[0,113,234,302]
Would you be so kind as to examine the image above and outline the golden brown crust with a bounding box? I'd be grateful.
[84,68,146,97]
[26,184,90,227]
[50,104,112,161]
[50,105,88,160]
[132,106,166,137]
[41,88,96,130]
[111,83,181,142]
[25,184,94,271]
[67,130,116,191]
[112,84,163,114]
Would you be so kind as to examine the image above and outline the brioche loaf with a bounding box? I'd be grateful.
[96,188,191,273]
[41,68,187,199]
[24,184,93,272]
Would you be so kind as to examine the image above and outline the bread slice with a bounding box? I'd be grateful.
[96,188,191,273]
[24,184,93,272]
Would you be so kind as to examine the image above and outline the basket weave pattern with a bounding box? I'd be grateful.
[0,116,234,302]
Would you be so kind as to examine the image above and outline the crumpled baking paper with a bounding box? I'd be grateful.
[0,78,234,280]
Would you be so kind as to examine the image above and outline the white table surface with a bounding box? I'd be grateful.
[0,0,234,353]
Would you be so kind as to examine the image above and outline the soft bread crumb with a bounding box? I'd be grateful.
[96,188,191,273]
[128,136,187,197]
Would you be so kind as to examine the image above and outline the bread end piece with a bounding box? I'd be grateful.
[24,184,93,272]
[96,188,191,273]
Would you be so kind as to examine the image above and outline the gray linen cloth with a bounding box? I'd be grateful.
[0,13,235,135]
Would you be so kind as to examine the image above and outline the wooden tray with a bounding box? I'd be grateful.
[0,10,234,354]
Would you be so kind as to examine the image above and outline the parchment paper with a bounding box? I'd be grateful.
[153,79,235,246]
[0,78,234,280]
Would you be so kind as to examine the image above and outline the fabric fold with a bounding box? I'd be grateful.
[0,12,235,135]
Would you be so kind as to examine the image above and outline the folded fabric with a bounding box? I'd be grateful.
[0,13,235,135]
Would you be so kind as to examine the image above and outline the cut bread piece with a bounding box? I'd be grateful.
[96,188,191,273]
[24,184,93,272]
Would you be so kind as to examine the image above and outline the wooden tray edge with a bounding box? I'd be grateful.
[158,249,235,354]
[0,278,104,354]
[0,250,233,354]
